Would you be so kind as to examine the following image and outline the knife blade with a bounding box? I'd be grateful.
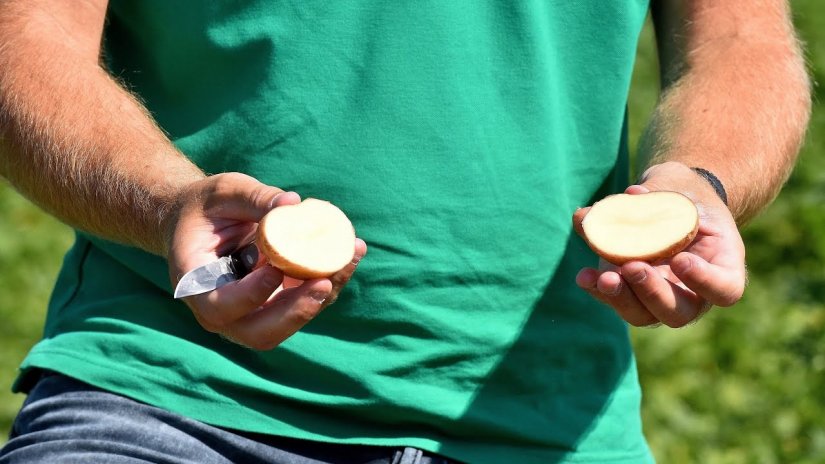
[173,243,260,299]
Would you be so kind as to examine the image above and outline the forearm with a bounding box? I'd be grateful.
[0,1,204,256]
[641,0,811,223]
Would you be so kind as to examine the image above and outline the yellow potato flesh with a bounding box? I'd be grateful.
[582,192,699,264]
[258,199,356,278]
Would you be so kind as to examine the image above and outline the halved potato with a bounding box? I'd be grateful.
[581,192,699,265]
[257,198,356,279]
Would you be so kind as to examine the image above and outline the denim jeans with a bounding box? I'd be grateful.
[1,372,457,464]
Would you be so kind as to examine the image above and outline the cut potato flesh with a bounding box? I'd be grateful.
[257,198,356,279]
[581,192,699,265]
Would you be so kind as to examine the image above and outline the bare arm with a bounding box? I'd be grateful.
[0,0,204,256]
[0,0,365,349]
[573,0,811,327]
[641,0,811,223]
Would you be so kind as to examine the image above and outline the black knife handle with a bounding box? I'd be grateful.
[228,243,259,279]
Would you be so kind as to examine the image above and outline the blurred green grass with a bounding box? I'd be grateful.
[628,1,825,462]
[1,2,824,462]
[0,186,73,438]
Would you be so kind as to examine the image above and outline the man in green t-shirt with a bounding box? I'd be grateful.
[0,1,810,463]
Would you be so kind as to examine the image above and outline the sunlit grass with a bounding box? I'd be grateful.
[0,183,73,438]
[629,3,825,462]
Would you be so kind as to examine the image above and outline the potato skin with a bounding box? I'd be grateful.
[584,223,699,265]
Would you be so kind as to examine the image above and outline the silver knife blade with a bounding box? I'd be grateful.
[173,257,238,299]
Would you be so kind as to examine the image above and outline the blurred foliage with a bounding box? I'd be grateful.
[628,1,825,462]
[1,2,824,462]
[0,185,73,440]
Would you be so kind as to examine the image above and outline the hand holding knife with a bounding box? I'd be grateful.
[173,242,261,299]
[174,197,358,299]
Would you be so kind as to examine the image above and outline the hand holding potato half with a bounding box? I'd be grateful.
[572,163,746,328]
[167,172,366,350]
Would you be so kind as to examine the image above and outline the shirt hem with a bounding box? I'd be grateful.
[17,347,653,464]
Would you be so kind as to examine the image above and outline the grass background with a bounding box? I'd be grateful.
[627,2,825,462]
[1,3,823,462]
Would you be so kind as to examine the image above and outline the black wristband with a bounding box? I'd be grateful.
[691,167,728,206]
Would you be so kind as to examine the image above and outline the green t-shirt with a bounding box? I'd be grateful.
[17,2,654,463]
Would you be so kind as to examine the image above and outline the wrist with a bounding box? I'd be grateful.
[159,174,207,259]
[639,161,729,211]
[690,167,728,206]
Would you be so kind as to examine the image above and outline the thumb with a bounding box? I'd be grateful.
[207,173,301,222]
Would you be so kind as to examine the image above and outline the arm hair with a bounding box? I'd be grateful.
[0,0,204,255]
[643,0,811,223]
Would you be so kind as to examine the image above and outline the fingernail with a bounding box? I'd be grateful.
[269,191,298,209]
[309,290,328,304]
[268,192,285,209]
